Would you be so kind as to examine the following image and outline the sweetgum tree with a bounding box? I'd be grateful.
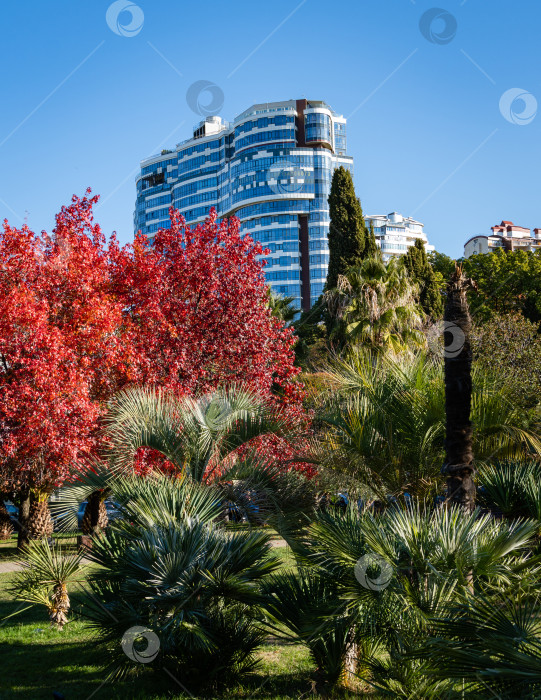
[0,195,310,545]
[0,193,136,546]
[115,206,309,472]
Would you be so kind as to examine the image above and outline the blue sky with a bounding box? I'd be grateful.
[0,0,539,258]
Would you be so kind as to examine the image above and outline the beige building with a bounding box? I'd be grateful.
[464,220,541,257]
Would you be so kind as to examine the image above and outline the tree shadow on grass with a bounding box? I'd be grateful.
[0,589,361,699]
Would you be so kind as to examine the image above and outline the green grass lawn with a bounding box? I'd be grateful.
[0,541,364,699]
[0,533,78,562]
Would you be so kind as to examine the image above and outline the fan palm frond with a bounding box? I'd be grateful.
[415,591,541,698]
[105,383,291,482]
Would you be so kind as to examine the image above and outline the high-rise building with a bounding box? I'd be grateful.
[134,99,353,310]
[365,212,434,262]
[464,220,541,257]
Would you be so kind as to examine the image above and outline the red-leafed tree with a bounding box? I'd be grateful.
[114,207,306,415]
[1,195,311,546]
[0,193,137,546]
[114,207,310,472]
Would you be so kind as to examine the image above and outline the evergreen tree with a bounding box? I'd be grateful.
[365,220,379,259]
[404,239,444,319]
[326,167,367,289]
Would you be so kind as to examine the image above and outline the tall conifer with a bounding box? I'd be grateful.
[404,239,444,319]
[326,167,367,289]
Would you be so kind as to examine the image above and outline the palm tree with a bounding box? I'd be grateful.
[83,472,279,691]
[325,256,424,353]
[266,287,299,325]
[104,384,289,483]
[8,539,85,629]
[52,385,315,537]
[49,463,112,541]
[316,350,541,499]
[263,502,539,694]
[415,589,541,698]
[442,264,477,510]
[478,460,541,522]
[263,570,352,690]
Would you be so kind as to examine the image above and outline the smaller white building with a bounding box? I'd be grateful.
[464,220,541,258]
[365,212,434,262]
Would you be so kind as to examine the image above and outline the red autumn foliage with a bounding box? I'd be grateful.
[0,192,311,496]
[0,193,135,493]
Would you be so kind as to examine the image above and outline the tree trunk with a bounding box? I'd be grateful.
[0,502,13,541]
[442,265,477,511]
[81,490,109,536]
[50,582,70,630]
[17,490,31,549]
[27,498,53,540]
[344,638,358,686]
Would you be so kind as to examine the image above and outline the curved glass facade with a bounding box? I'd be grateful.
[134,99,353,310]
[305,112,332,145]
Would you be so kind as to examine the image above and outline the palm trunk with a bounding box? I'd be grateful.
[17,490,31,549]
[344,628,358,686]
[81,490,109,536]
[0,502,13,540]
[27,497,53,540]
[442,265,477,511]
[49,582,70,630]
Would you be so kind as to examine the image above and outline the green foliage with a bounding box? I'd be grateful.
[429,248,541,325]
[266,287,299,325]
[365,221,378,259]
[279,503,540,694]
[8,540,84,628]
[105,384,288,482]
[326,167,368,289]
[428,250,457,281]
[478,460,541,523]
[263,570,352,688]
[415,590,541,698]
[316,350,541,497]
[471,312,541,410]
[303,503,538,599]
[463,248,541,324]
[84,474,279,691]
[404,239,444,319]
[292,296,328,369]
[325,256,425,353]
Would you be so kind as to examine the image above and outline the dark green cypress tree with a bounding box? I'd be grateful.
[326,167,367,289]
[365,220,379,259]
[404,239,444,319]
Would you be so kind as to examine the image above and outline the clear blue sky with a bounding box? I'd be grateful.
[0,0,539,258]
